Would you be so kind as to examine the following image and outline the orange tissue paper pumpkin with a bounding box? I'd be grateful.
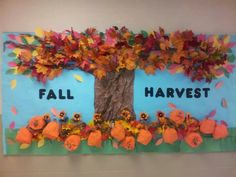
[111,122,125,142]
[28,116,46,130]
[16,127,32,144]
[213,123,229,140]
[163,128,178,144]
[169,109,185,125]
[185,132,203,148]
[200,118,216,134]
[121,136,135,150]
[42,121,60,140]
[137,129,152,145]
[88,130,102,148]
[64,135,81,151]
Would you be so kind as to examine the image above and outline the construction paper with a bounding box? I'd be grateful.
[2,32,236,155]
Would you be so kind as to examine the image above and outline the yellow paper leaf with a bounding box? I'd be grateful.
[35,27,44,38]
[10,79,17,89]
[13,48,21,56]
[73,74,83,82]
[223,35,230,44]
[20,143,30,149]
[32,50,38,57]
[25,36,35,44]
[37,138,45,148]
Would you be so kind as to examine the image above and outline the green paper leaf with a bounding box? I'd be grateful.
[228,55,236,63]
[141,30,148,38]
[21,37,28,45]
[228,48,232,53]
[8,53,16,58]
[6,69,15,74]
[13,58,21,64]
[22,69,31,75]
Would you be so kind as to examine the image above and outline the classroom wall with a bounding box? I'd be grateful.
[1,0,236,177]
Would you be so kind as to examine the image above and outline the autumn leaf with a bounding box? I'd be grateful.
[207,109,216,118]
[168,103,177,109]
[93,68,106,79]
[11,106,17,115]
[221,98,228,108]
[37,138,45,148]
[8,61,17,67]
[21,50,32,62]
[15,36,23,43]
[25,36,35,44]
[125,59,136,70]
[215,81,224,89]
[144,65,156,75]
[170,32,184,51]
[7,138,15,145]
[155,138,163,146]
[35,64,48,75]
[13,48,21,56]
[51,108,59,117]
[73,74,83,82]
[48,68,62,80]
[9,121,15,129]
[20,143,31,149]
[35,27,44,38]
[112,141,119,149]
[8,34,16,40]
[10,79,17,89]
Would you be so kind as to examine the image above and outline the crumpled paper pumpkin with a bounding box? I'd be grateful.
[121,136,135,150]
[42,121,60,140]
[169,109,185,125]
[137,129,152,145]
[111,122,125,142]
[213,123,229,139]
[88,130,102,148]
[64,135,81,151]
[163,128,178,144]
[28,116,46,130]
[16,127,32,144]
[185,132,203,148]
[200,118,216,134]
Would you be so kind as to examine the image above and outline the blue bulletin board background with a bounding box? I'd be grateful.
[2,33,236,154]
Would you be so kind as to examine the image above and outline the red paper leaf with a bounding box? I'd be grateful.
[112,141,119,149]
[220,120,228,127]
[11,106,17,115]
[155,138,163,146]
[225,64,235,73]
[9,121,15,129]
[7,138,15,145]
[51,108,59,117]
[221,98,228,108]
[8,34,16,40]
[7,43,15,49]
[8,62,17,67]
[207,109,216,118]
[215,81,224,89]
[168,64,178,74]
[168,103,177,109]
[15,36,22,43]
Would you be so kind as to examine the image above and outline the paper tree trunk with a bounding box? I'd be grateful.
[94,69,136,120]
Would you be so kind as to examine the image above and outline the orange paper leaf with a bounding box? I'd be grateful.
[168,103,177,109]
[155,138,163,146]
[11,106,17,115]
[221,98,228,108]
[51,108,59,117]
